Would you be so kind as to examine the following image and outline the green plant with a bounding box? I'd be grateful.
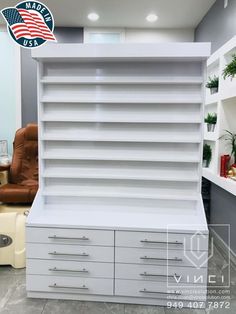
[223,54,236,79]
[205,76,219,89]
[203,144,212,163]
[220,130,236,164]
[204,112,217,124]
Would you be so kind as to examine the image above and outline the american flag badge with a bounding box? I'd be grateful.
[1,1,56,48]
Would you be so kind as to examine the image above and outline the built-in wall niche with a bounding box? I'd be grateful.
[218,98,236,166]
[204,102,218,141]
[203,140,216,173]
[221,48,236,100]
[206,59,220,101]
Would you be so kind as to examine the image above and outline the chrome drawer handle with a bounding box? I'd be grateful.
[140,256,182,262]
[48,235,89,241]
[48,251,89,257]
[140,239,183,245]
[140,272,180,278]
[140,288,181,296]
[49,283,88,290]
[49,267,89,273]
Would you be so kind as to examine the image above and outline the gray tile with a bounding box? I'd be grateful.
[125,304,165,314]
[0,266,26,277]
[42,299,84,314]
[43,300,124,314]
[0,275,46,314]
[0,274,23,311]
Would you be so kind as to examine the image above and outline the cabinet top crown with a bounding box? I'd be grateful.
[32,42,211,61]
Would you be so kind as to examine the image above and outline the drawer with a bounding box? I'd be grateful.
[115,264,207,284]
[116,231,208,251]
[115,247,208,267]
[27,243,114,263]
[27,259,114,278]
[115,280,207,301]
[27,227,114,246]
[27,275,113,296]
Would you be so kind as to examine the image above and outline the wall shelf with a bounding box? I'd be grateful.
[203,36,236,196]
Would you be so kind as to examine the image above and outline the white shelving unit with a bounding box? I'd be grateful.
[26,43,210,307]
[203,36,236,196]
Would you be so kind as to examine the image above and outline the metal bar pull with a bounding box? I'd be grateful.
[139,272,180,278]
[48,251,89,257]
[49,267,89,273]
[49,283,89,290]
[140,288,181,296]
[140,256,182,262]
[140,239,183,245]
[48,235,89,241]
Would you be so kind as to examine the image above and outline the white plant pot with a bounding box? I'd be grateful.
[207,124,216,132]
[203,160,209,168]
[210,87,218,94]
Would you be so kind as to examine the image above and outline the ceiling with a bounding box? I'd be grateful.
[0,0,216,28]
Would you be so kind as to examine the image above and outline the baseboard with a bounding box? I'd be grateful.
[210,227,236,267]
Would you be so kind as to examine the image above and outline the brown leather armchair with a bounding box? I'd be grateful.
[0,124,38,204]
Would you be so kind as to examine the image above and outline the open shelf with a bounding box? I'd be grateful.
[41,76,203,85]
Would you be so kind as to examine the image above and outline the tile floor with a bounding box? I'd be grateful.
[0,244,236,314]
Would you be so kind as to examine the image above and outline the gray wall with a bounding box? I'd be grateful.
[195,0,236,53]
[195,0,236,254]
[21,27,83,126]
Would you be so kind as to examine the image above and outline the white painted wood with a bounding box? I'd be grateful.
[27,259,114,278]
[115,264,207,283]
[27,291,206,308]
[204,36,236,195]
[27,43,210,307]
[27,243,114,262]
[32,43,211,60]
[26,227,114,246]
[27,275,114,295]
[115,279,207,301]
[41,76,203,85]
[115,247,208,267]
[115,231,208,250]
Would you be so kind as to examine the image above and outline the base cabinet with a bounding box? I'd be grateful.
[26,227,208,307]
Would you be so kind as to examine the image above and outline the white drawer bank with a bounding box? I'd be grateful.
[27,42,210,308]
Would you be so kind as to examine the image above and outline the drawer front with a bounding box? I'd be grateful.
[115,280,207,301]
[115,264,207,284]
[26,227,114,246]
[115,247,207,267]
[27,275,113,296]
[27,243,114,263]
[116,231,208,251]
[27,259,114,278]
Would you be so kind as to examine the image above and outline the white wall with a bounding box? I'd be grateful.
[0,26,21,155]
[125,28,194,43]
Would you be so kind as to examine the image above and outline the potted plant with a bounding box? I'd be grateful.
[204,113,217,132]
[206,75,219,94]
[203,144,212,168]
[223,54,236,80]
[220,130,236,174]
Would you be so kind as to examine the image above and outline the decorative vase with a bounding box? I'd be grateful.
[207,124,216,132]
[210,87,218,94]
[220,155,230,177]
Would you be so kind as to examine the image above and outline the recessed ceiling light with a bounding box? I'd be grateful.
[146,13,158,22]
[88,12,99,21]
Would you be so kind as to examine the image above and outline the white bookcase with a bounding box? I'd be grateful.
[26,43,210,307]
[203,36,236,196]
